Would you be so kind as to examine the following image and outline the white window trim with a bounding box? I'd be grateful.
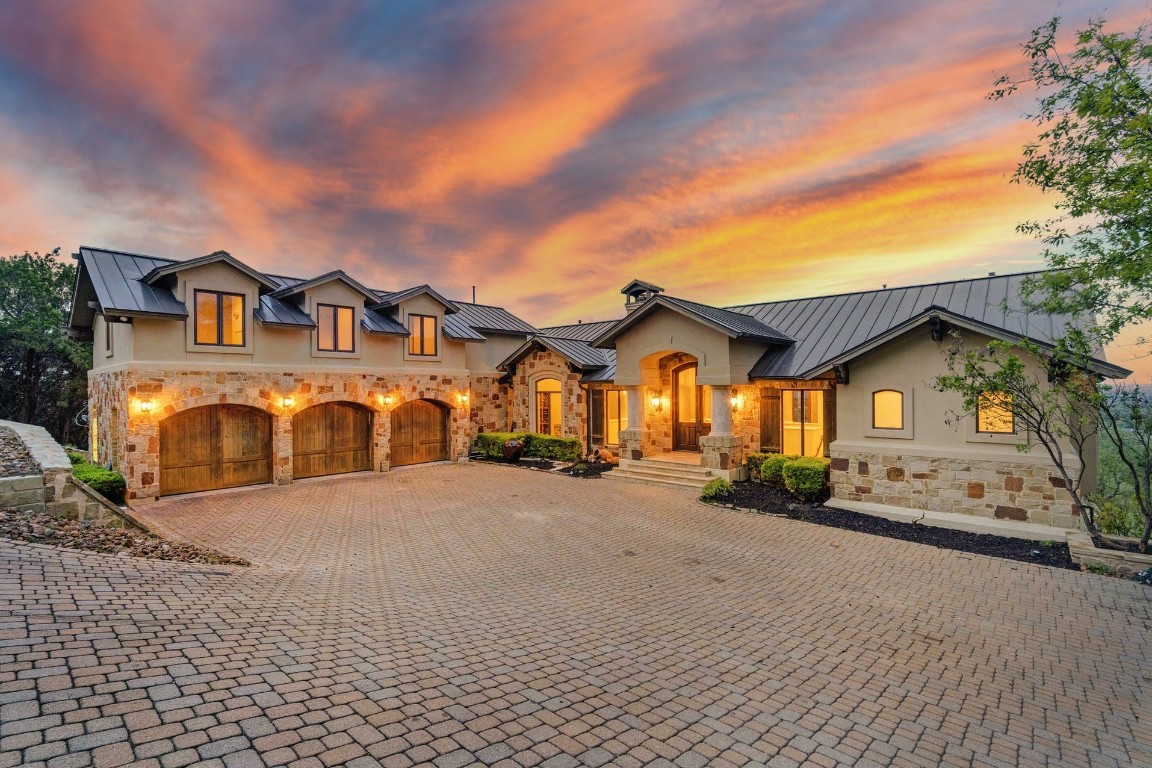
[864,388,914,440]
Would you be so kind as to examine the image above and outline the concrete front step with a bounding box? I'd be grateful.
[623,460,711,478]
[606,469,711,490]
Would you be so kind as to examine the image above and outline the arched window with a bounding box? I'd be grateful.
[872,390,904,430]
[534,378,562,436]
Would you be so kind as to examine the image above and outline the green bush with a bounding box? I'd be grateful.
[73,463,127,505]
[475,431,528,458]
[700,478,734,502]
[782,457,830,501]
[65,450,86,466]
[524,433,583,462]
[759,454,795,487]
[1096,500,1143,538]
[745,452,771,481]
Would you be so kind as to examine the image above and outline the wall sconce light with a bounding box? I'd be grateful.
[650,392,662,411]
[384,395,394,406]
[139,399,153,414]
[282,396,294,409]
[457,392,470,406]
[730,394,744,410]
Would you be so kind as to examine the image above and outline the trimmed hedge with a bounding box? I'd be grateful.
[73,462,127,505]
[475,431,528,458]
[745,452,772,481]
[700,478,734,502]
[65,450,86,466]
[759,453,798,487]
[525,433,583,462]
[782,457,831,501]
[474,431,583,462]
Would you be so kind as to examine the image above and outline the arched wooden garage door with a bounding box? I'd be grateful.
[159,405,272,496]
[390,400,449,467]
[292,402,372,479]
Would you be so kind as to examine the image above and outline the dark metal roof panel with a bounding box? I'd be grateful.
[450,302,536,335]
[361,308,409,335]
[580,349,617,382]
[256,295,315,328]
[662,296,793,342]
[443,313,486,341]
[538,336,611,369]
[539,319,620,341]
[80,247,188,317]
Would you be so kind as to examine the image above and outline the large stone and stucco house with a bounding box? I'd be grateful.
[67,247,1129,530]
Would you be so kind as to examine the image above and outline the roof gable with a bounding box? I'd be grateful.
[371,284,460,314]
[142,250,278,291]
[499,335,612,373]
[592,294,793,348]
[269,270,378,302]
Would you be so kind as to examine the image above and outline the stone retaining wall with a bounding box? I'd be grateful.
[0,420,142,529]
[830,447,1080,529]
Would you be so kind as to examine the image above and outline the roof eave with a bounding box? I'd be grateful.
[141,251,279,291]
[269,270,379,302]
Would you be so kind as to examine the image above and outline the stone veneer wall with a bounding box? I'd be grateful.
[509,349,586,447]
[91,369,473,500]
[470,375,510,435]
[830,448,1081,529]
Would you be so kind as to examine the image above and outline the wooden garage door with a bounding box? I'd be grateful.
[159,405,272,496]
[391,400,449,467]
[292,402,372,479]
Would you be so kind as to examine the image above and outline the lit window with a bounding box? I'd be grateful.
[606,389,628,445]
[872,390,904,430]
[783,390,825,457]
[977,391,1014,434]
[105,318,114,355]
[407,314,437,356]
[535,378,562,436]
[317,304,355,352]
[194,290,245,346]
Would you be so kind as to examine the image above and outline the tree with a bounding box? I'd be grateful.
[1097,385,1152,550]
[991,16,1152,343]
[935,330,1105,534]
[0,250,91,444]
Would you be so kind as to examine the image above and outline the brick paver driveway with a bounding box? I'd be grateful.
[2,464,1150,768]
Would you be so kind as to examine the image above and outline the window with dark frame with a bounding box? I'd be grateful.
[317,304,356,352]
[407,314,437,356]
[104,318,113,355]
[194,290,245,347]
[871,390,904,430]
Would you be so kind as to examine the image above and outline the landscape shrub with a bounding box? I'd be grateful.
[72,462,127,505]
[759,454,796,487]
[1096,500,1143,538]
[782,457,830,501]
[745,452,771,481]
[700,478,734,502]
[65,450,85,466]
[475,431,528,458]
[524,433,583,462]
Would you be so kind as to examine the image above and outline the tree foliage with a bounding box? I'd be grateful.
[1097,385,1152,550]
[992,16,1152,341]
[0,250,90,444]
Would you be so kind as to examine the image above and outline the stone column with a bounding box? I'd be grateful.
[701,385,745,480]
[618,385,647,461]
[274,415,293,485]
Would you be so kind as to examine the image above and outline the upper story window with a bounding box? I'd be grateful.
[317,304,355,352]
[104,318,114,357]
[194,290,245,347]
[407,314,437,356]
[871,390,903,430]
[977,391,1015,434]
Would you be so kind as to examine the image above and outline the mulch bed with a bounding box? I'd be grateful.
[0,508,250,566]
[0,427,41,478]
[719,481,1079,571]
[470,455,559,471]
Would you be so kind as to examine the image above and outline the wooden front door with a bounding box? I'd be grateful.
[672,363,711,451]
[159,405,272,496]
[391,400,449,467]
[292,402,372,479]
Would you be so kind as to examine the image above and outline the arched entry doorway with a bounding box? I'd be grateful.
[159,405,272,495]
[672,362,712,451]
[391,400,450,467]
[292,402,373,479]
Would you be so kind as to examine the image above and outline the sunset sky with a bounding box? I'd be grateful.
[1,0,1149,378]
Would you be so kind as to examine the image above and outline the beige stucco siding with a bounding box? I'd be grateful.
[613,308,738,386]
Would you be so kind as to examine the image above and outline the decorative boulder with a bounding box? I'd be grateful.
[502,439,524,463]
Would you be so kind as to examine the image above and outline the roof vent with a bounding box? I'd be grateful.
[621,279,665,314]
[988,272,996,277]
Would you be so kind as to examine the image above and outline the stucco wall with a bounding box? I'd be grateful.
[829,327,1091,528]
[613,309,738,386]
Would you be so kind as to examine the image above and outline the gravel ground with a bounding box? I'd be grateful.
[0,427,41,478]
[0,508,250,565]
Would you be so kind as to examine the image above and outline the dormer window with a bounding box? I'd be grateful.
[194,290,245,347]
[317,304,355,352]
[408,314,438,356]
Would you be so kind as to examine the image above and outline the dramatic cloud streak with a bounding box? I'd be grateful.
[0,0,1148,378]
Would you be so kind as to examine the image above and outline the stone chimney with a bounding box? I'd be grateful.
[621,279,665,314]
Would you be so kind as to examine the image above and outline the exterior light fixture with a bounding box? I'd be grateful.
[139,399,153,413]
[650,393,662,411]
[730,394,744,410]
[458,392,470,405]
[282,396,295,408]
[384,395,394,406]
